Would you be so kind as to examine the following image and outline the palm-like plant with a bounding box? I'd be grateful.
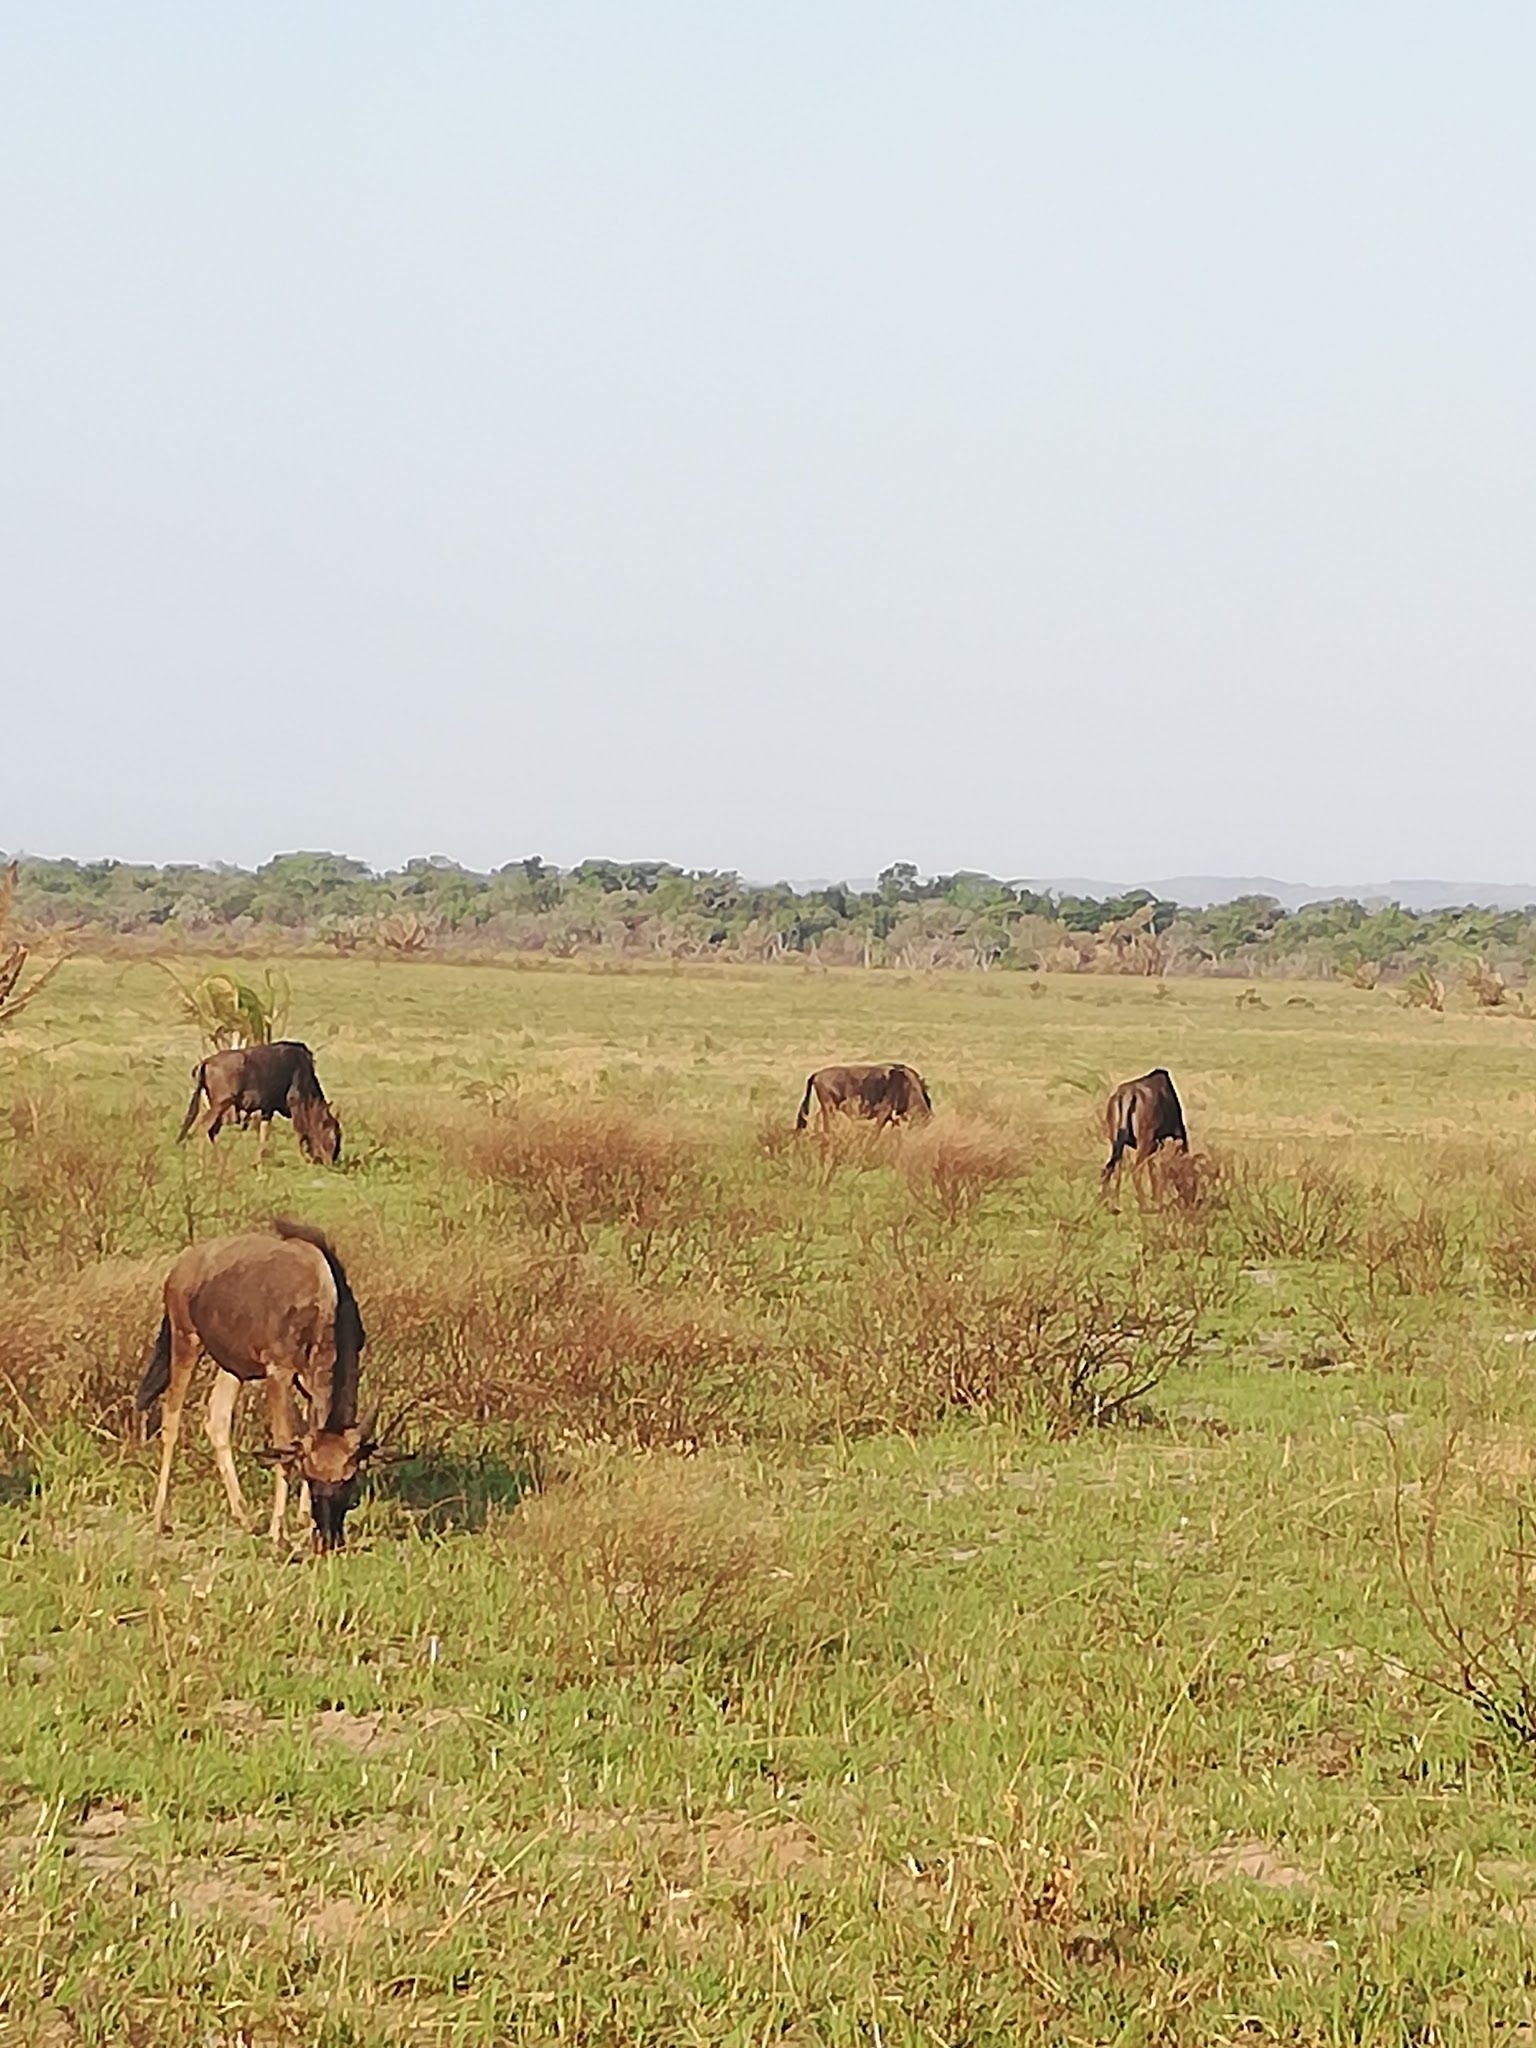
[0,864,65,1027]
[161,964,291,1050]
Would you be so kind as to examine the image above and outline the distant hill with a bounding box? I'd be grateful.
[1030,877,1536,913]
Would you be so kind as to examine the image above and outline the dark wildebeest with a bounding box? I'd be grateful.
[1102,1068,1188,1181]
[135,1219,376,1550]
[795,1063,933,1132]
[177,1041,341,1165]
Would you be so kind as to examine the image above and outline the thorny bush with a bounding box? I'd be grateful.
[1229,1155,1364,1264]
[457,1099,703,1240]
[796,1252,1211,1437]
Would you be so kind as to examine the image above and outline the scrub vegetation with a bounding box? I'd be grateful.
[5,957,1536,2042]
[13,850,1536,983]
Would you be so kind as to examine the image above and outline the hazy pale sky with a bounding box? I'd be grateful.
[4,3,1533,883]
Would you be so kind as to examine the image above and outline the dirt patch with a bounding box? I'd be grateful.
[302,1895,368,1945]
[173,1870,282,1927]
[213,1697,266,1730]
[1187,1840,1311,1891]
[67,1805,150,1875]
[565,1808,827,1886]
[310,1706,465,1755]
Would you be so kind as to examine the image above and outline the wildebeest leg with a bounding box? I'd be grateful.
[150,1319,201,1531]
[263,1370,303,1541]
[204,1371,248,1524]
[206,1106,228,1142]
[257,1116,271,1167]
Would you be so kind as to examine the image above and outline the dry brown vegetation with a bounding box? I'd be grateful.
[0,863,66,1029]
[452,1096,704,1240]
[513,1453,887,1675]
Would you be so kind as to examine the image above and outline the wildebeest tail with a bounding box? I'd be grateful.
[135,1316,172,1411]
[271,1218,366,1428]
[795,1074,816,1130]
[176,1062,207,1143]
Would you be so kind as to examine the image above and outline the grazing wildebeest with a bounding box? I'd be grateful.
[177,1041,341,1164]
[796,1063,933,1131]
[135,1219,376,1550]
[1102,1068,1188,1181]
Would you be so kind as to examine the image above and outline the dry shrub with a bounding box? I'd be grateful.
[1356,1201,1465,1298]
[1464,958,1509,1010]
[0,1257,161,1443]
[803,1255,1207,1436]
[0,1095,173,1269]
[1392,1431,1536,1748]
[1126,1150,1230,1256]
[358,1243,764,1449]
[897,1119,1024,1221]
[753,1111,800,1160]
[791,1115,904,1175]
[1229,1155,1363,1263]
[459,1098,702,1237]
[1482,1164,1536,1305]
[1489,1220,1536,1307]
[1155,1146,1226,1209]
[513,1454,885,1673]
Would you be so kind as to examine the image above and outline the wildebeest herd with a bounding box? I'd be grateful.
[146,1041,1188,1551]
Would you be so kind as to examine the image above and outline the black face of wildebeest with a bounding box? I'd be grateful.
[296,1096,342,1166]
[259,1423,377,1551]
[308,1475,358,1551]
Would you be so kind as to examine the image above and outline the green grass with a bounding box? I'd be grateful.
[6,958,1536,2042]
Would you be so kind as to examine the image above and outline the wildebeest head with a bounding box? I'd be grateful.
[258,1415,378,1550]
[899,1067,934,1123]
[295,1096,342,1166]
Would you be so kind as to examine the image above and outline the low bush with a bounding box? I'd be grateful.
[1229,1155,1364,1263]
[357,1241,766,1450]
[795,1252,1208,1437]
[456,1098,703,1240]
[897,1118,1025,1222]
[512,1454,887,1674]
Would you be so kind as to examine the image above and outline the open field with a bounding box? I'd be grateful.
[8,960,1536,2042]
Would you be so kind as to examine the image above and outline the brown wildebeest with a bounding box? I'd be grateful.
[135,1219,376,1550]
[177,1041,341,1164]
[1102,1068,1188,1181]
[795,1063,933,1131]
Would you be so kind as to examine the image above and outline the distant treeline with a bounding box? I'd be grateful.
[10,852,1536,982]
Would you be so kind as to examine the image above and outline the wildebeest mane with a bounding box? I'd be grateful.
[270,1218,366,1430]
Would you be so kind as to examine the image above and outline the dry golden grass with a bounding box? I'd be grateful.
[513,1453,886,1674]
[451,1096,704,1237]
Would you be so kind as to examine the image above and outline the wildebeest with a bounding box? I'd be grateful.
[177,1041,341,1164]
[135,1218,376,1550]
[1102,1068,1188,1181]
[796,1063,933,1131]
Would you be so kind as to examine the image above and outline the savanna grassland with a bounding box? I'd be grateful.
[8,958,1536,2044]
